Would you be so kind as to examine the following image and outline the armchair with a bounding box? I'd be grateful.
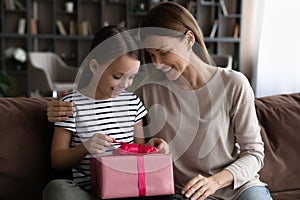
[28,52,78,97]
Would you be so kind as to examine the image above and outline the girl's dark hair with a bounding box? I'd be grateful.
[77,25,142,89]
[90,25,142,62]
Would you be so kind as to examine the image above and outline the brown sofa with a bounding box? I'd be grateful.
[0,93,300,200]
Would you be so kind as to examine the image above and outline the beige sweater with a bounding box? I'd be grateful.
[135,67,266,199]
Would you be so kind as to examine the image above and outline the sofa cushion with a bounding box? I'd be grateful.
[0,98,53,200]
[255,93,300,199]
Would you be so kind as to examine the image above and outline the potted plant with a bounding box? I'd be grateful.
[0,71,12,97]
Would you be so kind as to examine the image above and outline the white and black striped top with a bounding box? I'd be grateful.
[54,90,147,190]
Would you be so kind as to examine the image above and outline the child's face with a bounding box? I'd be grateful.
[96,54,140,99]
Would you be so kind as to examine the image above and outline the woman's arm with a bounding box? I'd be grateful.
[47,100,73,122]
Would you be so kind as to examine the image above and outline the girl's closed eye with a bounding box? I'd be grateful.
[159,49,170,56]
[129,74,136,80]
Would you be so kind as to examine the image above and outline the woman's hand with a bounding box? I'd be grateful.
[181,174,218,200]
[181,170,233,200]
[83,134,113,154]
[146,138,169,154]
[47,99,73,122]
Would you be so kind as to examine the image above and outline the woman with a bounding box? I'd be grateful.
[47,2,271,200]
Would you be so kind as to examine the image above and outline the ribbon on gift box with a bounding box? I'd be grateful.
[113,143,158,196]
[116,143,158,154]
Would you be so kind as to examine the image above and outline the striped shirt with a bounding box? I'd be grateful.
[54,90,147,190]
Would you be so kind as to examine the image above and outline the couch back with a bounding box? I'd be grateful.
[256,93,300,199]
[0,98,55,200]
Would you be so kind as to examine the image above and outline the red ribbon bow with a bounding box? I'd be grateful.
[113,143,158,196]
[118,143,158,154]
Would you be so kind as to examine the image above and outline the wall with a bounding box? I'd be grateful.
[241,0,300,97]
[253,0,300,97]
[239,0,265,84]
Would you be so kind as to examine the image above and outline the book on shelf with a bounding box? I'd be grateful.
[4,0,15,10]
[186,0,196,17]
[79,20,92,36]
[30,18,38,35]
[14,0,25,10]
[209,19,218,38]
[17,18,26,34]
[233,24,239,38]
[56,20,68,35]
[219,0,228,16]
[69,21,76,36]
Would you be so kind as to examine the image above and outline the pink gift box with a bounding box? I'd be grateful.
[91,153,174,199]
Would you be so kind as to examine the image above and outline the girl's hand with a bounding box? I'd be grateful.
[146,138,170,154]
[47,100,73,122]
[83,134,113,154]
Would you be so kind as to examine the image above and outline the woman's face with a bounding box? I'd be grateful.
[144,34,191,80]
[93,54,140,99]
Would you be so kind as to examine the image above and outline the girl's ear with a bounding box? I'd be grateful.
[89,59,99,74]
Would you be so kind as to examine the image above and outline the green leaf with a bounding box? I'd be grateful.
[0,72,12,97]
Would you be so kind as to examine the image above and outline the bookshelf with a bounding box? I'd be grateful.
[0,0,242,96]
[193,0,242,70]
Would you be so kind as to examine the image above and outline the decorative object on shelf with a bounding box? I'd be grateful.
[139,2,145,11]
[0,71,12,97]
[4,47,27,70]
[65,0,74,13]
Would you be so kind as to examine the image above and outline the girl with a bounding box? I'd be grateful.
[43,25,168,200]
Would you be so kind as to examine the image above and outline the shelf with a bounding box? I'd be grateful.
[32,34,94,40]
[1,33,28,38]
[204,37,240,43]
[0,0,243,97]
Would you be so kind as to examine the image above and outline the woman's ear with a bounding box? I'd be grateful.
[89,59,99,74]
[185,30,195,45]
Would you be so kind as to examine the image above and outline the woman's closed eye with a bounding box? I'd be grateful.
[113,75,122,79]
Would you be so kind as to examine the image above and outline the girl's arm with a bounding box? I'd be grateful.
[134,119,145,144]
[51,127,88,170]
[51,127,113,170]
